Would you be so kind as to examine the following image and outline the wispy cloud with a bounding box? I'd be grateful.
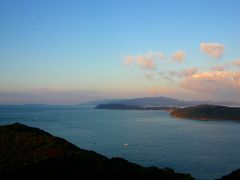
[135,56,156,69]
[123,50,186,70]
[168,67,198,78]
[123,55,134,65]
[171,50,185,62]
[123,51,165,69]
[230,59,240,67]
[144,72,156,80]
[211,65,225,71]
[200,42,225,58]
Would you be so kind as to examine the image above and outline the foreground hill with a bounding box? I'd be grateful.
[217,169,240,180]
[170,105,240,121]
[0,123,194,180]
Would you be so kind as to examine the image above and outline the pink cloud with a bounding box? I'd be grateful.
[231,60,240,67]
[181,71,240,92]
[135,56,156,69]
[169,67,197,78]
[211,65,225,71]
[200,43,225,58]
[122,51,165,69]
[123,55,134,65]
[171,50,185,62]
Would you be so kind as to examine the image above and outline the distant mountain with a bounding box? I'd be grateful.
[119,97,189,107]
[79,99,128,107]
[0,123,194,180]
[95,104,178,111]
[170,104,240,121]
[82,96,240,107]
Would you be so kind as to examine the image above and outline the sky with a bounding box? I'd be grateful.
[0,0,240,104]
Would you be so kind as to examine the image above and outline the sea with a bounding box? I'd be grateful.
[0,105,240,180]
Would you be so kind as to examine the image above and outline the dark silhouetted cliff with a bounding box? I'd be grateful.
[0,123,194,180]
[217,169,240,180]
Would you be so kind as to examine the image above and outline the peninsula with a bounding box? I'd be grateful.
[170,105,240,121]
[95,104,178,111]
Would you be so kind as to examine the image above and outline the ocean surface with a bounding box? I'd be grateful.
[0,105,240,180]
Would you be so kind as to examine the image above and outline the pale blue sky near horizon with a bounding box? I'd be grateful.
[0,0,240,104]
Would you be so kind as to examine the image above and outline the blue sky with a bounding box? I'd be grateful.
[0,0,240,104]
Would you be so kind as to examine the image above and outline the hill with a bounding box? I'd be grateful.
[217,169,240,180]
[81,96,240,107]
[0,123,194,180]
[95,104,178,111]
[118,97,189,107]
[170,105,240,121]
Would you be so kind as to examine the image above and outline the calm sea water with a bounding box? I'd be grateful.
[0,106,240,180]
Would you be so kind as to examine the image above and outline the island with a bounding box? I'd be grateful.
[95,104,178,112]
[170,104,240,121]
[0,123,194,180]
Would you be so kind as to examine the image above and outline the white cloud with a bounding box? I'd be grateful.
[200,43,225,58]
[171,50,185,62]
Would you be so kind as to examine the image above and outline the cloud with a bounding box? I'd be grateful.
[171,50,185,62]
[135,56,156,69]
[169,67,198,78]
[211,65,225,71]
[231,60,240,67]
[122,51,165,69]
[145,72,155,80]
[123,55,134,65]
[200,43,225,58]
[181,71,240,92]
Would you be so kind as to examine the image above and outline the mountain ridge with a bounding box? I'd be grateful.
[81,96,240,107]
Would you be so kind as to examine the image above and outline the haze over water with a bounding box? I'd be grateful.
[0,106,240,180]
